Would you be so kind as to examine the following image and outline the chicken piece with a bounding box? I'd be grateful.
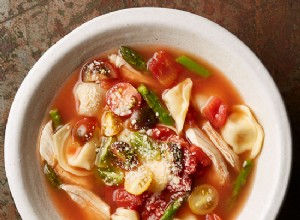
[39,120,56,166]
[61,184,110,220]
[185,126,229,185]
[202,121,240,170]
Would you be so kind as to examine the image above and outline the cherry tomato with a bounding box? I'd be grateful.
[106,83,142,116]
[129,106,158,131]
[202,96,228,128]
[113,188,143,210]
[190,145,212,167]
[72,118,97,145]
[151,125,177,141]
[124,166,153,195]
[148,51,182,88]
[188,184,219,215]
[81,59,119,83]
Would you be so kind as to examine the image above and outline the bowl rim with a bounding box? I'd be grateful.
[4,7,291,220]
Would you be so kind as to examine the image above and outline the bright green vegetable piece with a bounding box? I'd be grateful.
[176,55,211,78]
[130,132,161,161]
[137,84,174,126]
[49,109,62,131]
[97,166,124,186]
[120,46,147,71]
[44,162,60,188]
[229,159,253,204]
[95,136,116,168]
[160,194,187,220]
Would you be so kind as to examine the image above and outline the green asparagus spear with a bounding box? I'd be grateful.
[160,194,187,220]
[95,136,116,168]
[229,159,253,206]
[137,84,174,126]
[44,162,60,188]
[120,46,147,71]
[49,109,62,131]
[176,55,211,78]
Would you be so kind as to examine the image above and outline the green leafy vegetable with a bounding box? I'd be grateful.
[120,46,147,71]
[95,136,116,168]
[130,132,161,161]
[176,55,211,78]
[44,162,60,188]
[229,159,253,205]
[97,167,124,186]
[137,84,174,126]
[49,109,62,131]
[110,141,139,170]
[160,194,187,220]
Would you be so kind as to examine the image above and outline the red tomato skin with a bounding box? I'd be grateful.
[148,51,182,88]
[202,96,228,128]
[190,144,212,167]
[113,189,143,210]
[151,126,177,141]
[72,117,97,145]
[141,194,167,220]
[106,83,142,116]
[81,59,119,82]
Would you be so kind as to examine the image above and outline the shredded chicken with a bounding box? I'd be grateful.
[111,208,140,220]
[39,120,56,166]
[61,184,110,220]
[185,126,229,185]
[54,165,93,190]
[202,121,240,171]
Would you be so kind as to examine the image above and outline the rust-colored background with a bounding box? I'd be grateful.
[0,1,299,219]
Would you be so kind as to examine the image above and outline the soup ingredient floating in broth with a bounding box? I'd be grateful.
[176,55,211,78]
[38,46,265,220]
[119,46,147,71]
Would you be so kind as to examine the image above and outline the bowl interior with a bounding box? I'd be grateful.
[5,8,291,220]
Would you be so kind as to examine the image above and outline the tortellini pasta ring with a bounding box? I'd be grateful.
[221,105,264,159]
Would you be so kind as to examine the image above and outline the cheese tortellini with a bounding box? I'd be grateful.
[221,105,264,159]
[162,78,192,133]
[53,124,98,176]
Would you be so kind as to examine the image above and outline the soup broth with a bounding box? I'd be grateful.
[39,45,264,220]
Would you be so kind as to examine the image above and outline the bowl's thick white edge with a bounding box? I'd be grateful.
[4,7,291,220]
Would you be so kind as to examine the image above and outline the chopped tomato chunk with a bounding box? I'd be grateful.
[113,188,143,210]
[190,144,212,167]
[151,125,177,141]
[72,117,97,145]
[148,51,182,88]
[202,96,228,128]
[106,83,141,116]
[141,194,167,220]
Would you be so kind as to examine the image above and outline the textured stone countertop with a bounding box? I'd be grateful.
[0,1,299,219]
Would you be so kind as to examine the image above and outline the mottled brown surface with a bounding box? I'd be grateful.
[0,0,299,219]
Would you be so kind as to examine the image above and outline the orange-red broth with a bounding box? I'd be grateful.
[39,46,254,220]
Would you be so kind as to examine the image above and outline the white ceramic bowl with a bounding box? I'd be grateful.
[5,8,291,220]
